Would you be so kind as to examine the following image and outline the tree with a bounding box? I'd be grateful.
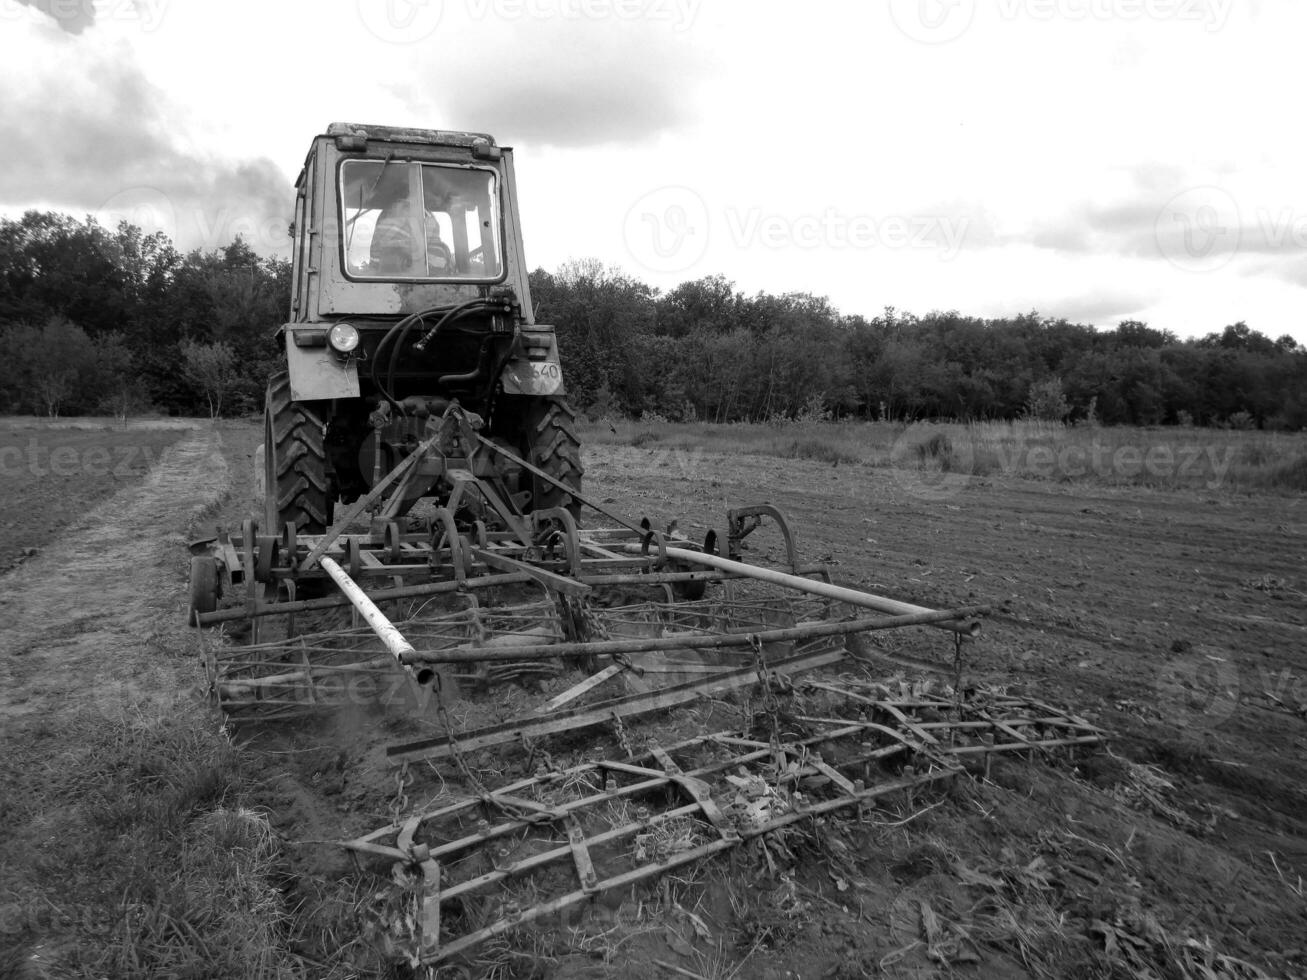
[181,339,238,418]
[1024,377,1070,422]
[0,316,107,416]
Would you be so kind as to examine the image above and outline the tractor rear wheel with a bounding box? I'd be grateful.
[525,397,583,519]
[264,373,332,534]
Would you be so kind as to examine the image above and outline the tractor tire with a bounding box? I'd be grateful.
[264,373,332,534]
[188,555,219,625]
[525,398,583,519]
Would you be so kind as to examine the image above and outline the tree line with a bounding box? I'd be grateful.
[1,212,1302,428]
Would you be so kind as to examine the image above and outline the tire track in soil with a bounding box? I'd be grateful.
[589,445,1307,858]
[0,428,230,721]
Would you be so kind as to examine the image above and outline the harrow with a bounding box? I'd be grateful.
[343,681,1107,967]
[189,406,987,720]
[185,406,1111,969]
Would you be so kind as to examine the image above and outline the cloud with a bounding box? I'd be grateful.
[1046,289,1158,326]
[406,20,712,148]
[12,0,95,34]
[0,46,292,255]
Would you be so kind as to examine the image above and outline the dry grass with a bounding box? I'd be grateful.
[581,419,1307,493]
[0,702,297,979]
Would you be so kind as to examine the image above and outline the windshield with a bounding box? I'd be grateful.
[340,159,504,281]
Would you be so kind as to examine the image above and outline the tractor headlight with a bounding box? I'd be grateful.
[328,323,360,355]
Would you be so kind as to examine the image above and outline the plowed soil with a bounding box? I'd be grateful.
[2,420,1304,979]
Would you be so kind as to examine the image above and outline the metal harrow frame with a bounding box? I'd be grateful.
[189,405,990,718]
[342,683,1108,966]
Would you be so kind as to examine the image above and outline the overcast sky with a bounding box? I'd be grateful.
[2,0,1303,341]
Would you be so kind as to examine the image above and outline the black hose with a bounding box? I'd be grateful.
[371,310,427,412]
[388,300,496,397]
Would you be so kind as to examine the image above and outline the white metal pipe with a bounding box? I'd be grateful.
[655,545,980,635]
[320,555,420,665]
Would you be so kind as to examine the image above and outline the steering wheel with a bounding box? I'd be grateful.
[427,240,455,275]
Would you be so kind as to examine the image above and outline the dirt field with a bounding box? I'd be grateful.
[0,420,192,573]
[1,418,1304,979]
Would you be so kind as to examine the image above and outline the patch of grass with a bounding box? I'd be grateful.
[0,703,296,978]
[780,438,860,466]
[1255,454,1307,492]
[578,419,1307,493]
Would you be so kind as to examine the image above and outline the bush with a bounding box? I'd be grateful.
[915,432,960,471]
[783,438,859,465]
[1024,378,1070,423]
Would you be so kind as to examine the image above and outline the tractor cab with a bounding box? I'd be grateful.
[268,123,580,533]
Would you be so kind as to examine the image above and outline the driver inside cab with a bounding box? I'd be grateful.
[369,201,454,277]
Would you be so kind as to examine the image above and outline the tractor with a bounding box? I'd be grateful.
[267,122,581,534]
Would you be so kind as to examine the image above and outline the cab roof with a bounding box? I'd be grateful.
[325,122,497,148]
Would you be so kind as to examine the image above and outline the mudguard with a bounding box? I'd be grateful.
[284,327,359,401]
[501,329,565,396]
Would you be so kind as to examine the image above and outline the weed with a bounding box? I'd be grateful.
[0,703,294,978]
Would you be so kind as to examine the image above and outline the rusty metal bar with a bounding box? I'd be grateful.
[319,557,432,686]
[645,545,981,636]
[422,769,957,965]
[386,646,846,764]
[300,429,446,572]
[471,546,591,596]
[400,605,990,666]
[194,572,532,624]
